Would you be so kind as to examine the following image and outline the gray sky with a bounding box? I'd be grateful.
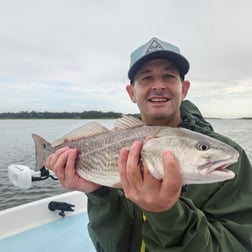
[0,0,251,118]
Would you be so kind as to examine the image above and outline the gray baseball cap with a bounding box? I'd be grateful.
[128,37,190,81]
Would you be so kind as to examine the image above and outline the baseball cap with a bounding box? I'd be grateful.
[128,37,190,81]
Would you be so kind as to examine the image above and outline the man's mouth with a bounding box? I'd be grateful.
[148,97,170,103]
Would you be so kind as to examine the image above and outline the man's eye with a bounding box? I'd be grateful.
[164,74,174,79]
[142,76,152,81]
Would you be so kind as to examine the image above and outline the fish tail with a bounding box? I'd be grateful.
[32,134,55,171]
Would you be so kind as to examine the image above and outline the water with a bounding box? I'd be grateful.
[0,119,251,211]
[0,119,115,211]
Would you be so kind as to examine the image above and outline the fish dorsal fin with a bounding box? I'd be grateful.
[114,115,144,130]
[51,122,109,147]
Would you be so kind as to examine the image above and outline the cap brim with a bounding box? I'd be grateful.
[128,51,189,81]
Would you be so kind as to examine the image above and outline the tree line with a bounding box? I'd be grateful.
[0,111,135,119]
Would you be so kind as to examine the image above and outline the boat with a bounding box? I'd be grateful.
[0,191,95,252]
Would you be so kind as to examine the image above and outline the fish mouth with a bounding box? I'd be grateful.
[199,158,237,176]
[209,164,233,174]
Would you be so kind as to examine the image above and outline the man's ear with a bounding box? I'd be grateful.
[126,84,136,103]
[182,80,190,100]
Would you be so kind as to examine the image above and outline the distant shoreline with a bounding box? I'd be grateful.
[0,111,139,119]
[0,111,251,120]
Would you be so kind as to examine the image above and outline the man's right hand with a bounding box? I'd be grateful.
[45,147,102,193]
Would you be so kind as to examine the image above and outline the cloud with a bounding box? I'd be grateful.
[0,0,251,117]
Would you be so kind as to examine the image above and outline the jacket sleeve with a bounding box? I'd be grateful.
[86,187,142,252]
[142,148,252,251]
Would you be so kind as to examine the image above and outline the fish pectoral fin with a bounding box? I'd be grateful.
[51,122,109,147]
[114,115,144,130]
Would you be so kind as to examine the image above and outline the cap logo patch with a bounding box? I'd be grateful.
[145,39,164,54]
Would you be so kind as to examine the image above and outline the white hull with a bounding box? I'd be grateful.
[0,191,95,252]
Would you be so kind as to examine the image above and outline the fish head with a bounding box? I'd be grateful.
[175,130,240,184]
[181,137,239,184]
[141,128,240,184]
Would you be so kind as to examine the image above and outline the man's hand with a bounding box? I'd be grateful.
[45,147,101,193]
[119,141,182,212]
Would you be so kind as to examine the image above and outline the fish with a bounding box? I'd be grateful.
[32,115,239,187]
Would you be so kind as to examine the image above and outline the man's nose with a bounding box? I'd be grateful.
[151,79,166,90]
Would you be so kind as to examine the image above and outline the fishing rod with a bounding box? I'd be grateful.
[8,164,58,189]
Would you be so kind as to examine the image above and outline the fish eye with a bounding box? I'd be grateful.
[196,142,210,151]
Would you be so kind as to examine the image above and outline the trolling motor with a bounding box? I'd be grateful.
[8,164,58,189]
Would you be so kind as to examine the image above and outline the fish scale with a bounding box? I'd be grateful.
[74,129,149,186]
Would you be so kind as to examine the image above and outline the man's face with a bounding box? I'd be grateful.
[126,59,190,126]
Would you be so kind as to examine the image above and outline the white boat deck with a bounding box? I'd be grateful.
[0,191,95,252]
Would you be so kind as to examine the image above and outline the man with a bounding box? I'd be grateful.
[46,37,252,251]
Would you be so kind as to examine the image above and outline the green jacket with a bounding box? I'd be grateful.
[86,100,252,252]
